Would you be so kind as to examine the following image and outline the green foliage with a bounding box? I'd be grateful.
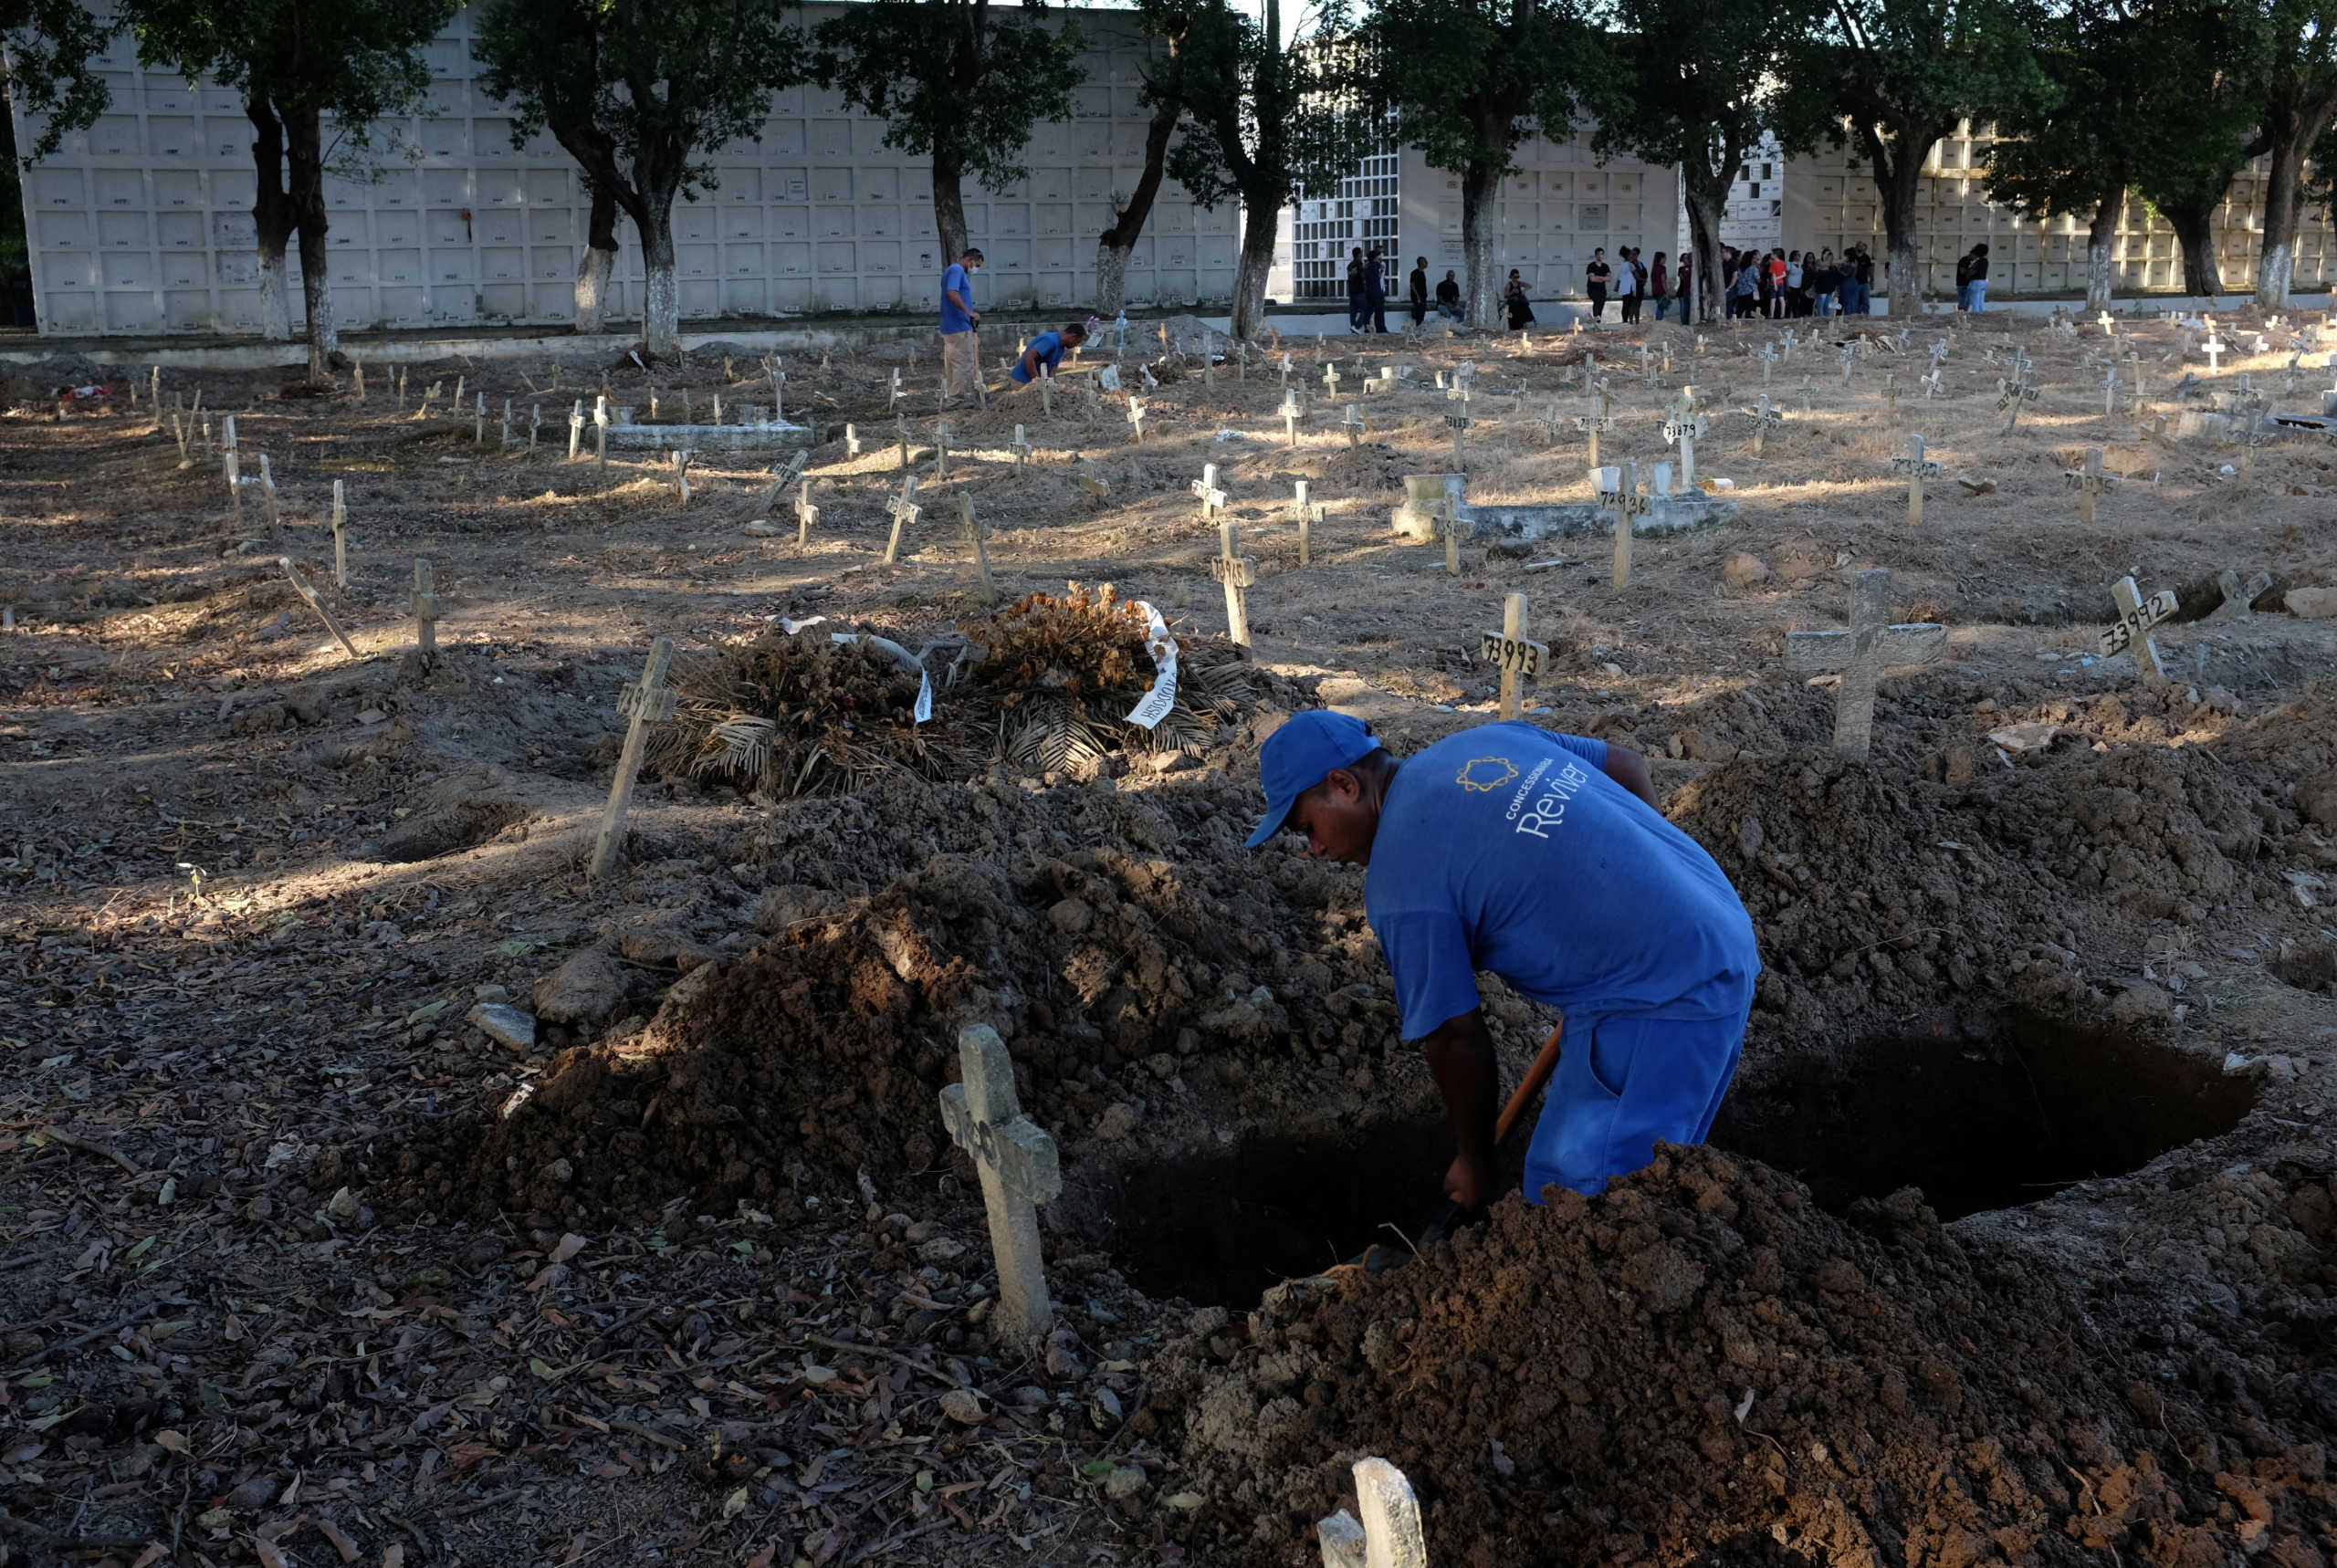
[127,0,451,140]
[1163,0,1371,215]
[1585,0,1803,186]
[812,0,1084,193]
[1364,0,1590,189]
[474,0,810,205]
[4,0,117,161]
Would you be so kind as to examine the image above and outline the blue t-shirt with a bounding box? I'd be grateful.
[939,263,974,333]
[1011,330,1065,383]
[1364,724,1759,1040]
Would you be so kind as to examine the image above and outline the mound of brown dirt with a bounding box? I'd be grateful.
[1153,1144,2337,1568]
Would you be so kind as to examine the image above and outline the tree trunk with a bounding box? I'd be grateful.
[638,185,681,359]
[1460,161,1499,329]
[283,102,340,383]
[2084,190,2119,316]
[931,152,969,270]
[2257,133,2307,308]
[1683,167,1728,329]
[1095,96,1179,315]
[1231,185,1279,341]
[2165,202,2222,299]
[575,183,619,333]
[1875,144,1925,318]
[246,98,295,343]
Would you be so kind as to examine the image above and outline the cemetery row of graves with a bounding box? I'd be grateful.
[1,305,2334,1567]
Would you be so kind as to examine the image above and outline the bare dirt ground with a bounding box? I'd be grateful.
[4,305,2336,1568]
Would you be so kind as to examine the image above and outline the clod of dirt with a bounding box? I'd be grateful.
[532,947,629,1023]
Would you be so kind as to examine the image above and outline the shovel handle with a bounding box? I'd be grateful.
[1493,1016,1567,1149]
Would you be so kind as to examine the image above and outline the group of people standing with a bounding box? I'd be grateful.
[1349,247,1465,333]
[1719,244,1875,319]
[1582,246,1693,325]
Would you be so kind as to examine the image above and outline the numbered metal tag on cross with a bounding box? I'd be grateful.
[590,636,677,882]
[1595,462,1651,591]
[2100,575,2177,685]
[884,476,923,564]
[1445,392,1473,470]
[1480,592,1548,721]
[1746,394,1784,457]
[938,1024,1062,1352]
[1210,516,1257,646]
[2062,445,2122,523]
[1783,568,1947,762]
[1191,463,1228,520]
[1892,434,1941,528]
[1343,404,1369,448]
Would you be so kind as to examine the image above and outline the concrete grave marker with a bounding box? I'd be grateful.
[1481,592,1548,720]
[1192,463,1228,520]
[1783,568,1947,761]
[1210,516,1257,645]
[589,637,677,882]
[959,492,999,606]
[1343,403,1369,448]
[1745,394,1783,457]
[1289,480,1326,565]
[938,1023,1063,1353]
[411,559,443,665]
[1892,434,1941,528]
[1317,1458,1429,1568]
[794,479,820,548]
[1010,423,1033,467]
[1282,389,1305,447]
[1445,392,1473,470]
[2207,568,2274,623]
[884,476,923,565]
[2100,576,2176,685]
[2063,445,2122,523]
[277,557,362,660]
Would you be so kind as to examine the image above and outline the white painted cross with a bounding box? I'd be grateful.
[1282,389,1305,447]
[1481,592,1548,720]
[1210,516,1258,646]
[1784,568,1948,761]
[276,556,362,661]
[2100,309,2117,336]
[1317,1458,1428,1568]
[1323,361,1342,399]
[1191,463,1228,520]
[2203,332,2226,374]
[1892,434,1941,528]
[1289,479,1326,566]
[1343,403,1368,448]
[1746,393,1783,457]
[2101,576,2176,686]
[884,476,922,565]
[1445,392,1473,471]
[845,423,863,457]
[794,478,820,548]
[2062,445,2122,524]
[411,559,442,665]
[1662,392,1709,489]
[1010,423,1033,467]
[938,1023,1062,1354]
[1576,394,1613,468]
[1127,396,1147,444]
[590,637,678,882]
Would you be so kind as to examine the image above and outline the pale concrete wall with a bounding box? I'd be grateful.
[1781,123,2337,298]
[8,4,1243,336]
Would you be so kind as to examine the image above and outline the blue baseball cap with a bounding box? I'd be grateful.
[1245,711,1382,850]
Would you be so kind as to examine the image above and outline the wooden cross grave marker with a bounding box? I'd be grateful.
[1038,365,1053,417]
[1077,457,1109,502]
[1594,462,1651,590]
[2063,446,2122,523]
[589,637,677,882]
[669,450,693,508]
[1343,403,1368,448]
[931,419,952,478]
[411,559,443,666]
[1445,392,1473,471]
[1746,394,1783,457]
[1010,424,1033,467]
[794,479,820,548]
[896,414,912,471]
[1127,396,1147,444]
[884,476,922,565]
[938,1023,1062,1353]
[1191,463,1228,521]
[845,423,862,457]
[1576,394,1613,468]
[1317,1457,1429,1568]
[2207,568,2274,624]
[1783,568,1948,762]
[1662,390,1709,490]
[1756,343,1778,383]
[1798,373,1814,415]
[1282,389,1305,447]
[959,492,998,607]
[276,557,362,661]
[1210,516,1257,646]
[330,479,348,586]
[1996,376,2038,435]
[1323,361,1342,400]
[1892,434,1941,528]
[2203,332,2226,374]
[2101,576,2177,686]
[752,450,810,517]
[1438,495,1469,578]
[1288,480,1326,566]
[1481,592,1548,721]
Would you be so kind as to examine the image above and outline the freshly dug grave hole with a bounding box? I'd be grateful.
[1098,1117,1452,1307]
[1714,1013,2256,1219]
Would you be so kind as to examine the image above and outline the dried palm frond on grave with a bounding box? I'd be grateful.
[964,583,1284,773]
[645,629,980,797]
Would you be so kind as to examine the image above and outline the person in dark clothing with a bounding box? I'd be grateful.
[1435,270,1462,320]
[1965,244,1990,311]
[1586,249,1611,321]
[1364,247,1389,332]
[1347,247,1367,331]
[1675,252,1692,325]
[1409,256,1429,327]
[1504,269,1536,331]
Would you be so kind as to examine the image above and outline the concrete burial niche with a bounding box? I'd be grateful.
[1390,472,1740,544]
[603,418,815,453]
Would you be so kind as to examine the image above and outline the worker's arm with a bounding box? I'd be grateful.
[1602,743,1661,812]
[947,287,980,325]
[1016,345,1041,379]
[1422,1009,1500,1211]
